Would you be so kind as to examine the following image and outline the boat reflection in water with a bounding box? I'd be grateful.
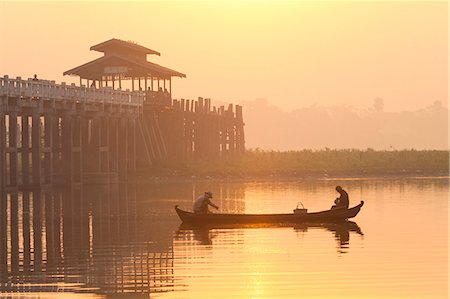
[176,221,363,253]
[293,221,363,253]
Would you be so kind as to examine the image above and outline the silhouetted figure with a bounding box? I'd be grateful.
[193,192,219,214]
[157,87,164,105]
[90,80,96,88]
[32,74,38,81]
[332,186,349,209]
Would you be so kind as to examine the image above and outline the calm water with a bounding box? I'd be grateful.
[0,178,448,298]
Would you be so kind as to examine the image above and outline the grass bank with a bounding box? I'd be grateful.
[137,149,449,179]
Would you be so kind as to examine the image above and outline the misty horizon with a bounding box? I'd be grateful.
[239,97,448,151]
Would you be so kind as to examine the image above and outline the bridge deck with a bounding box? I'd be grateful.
[0,76,144,108]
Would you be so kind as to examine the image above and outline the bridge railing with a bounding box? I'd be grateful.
[0,75,144,107]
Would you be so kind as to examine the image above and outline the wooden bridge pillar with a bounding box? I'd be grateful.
[31,114,41,187]
[92,117,101,172]
[227,104,236,156]
[81,117,89,173]
[118,117,128,181]
[8,112,18,187]
[43,114,53,184]
[61,115,73,185]
[100,117,110,173]
[0,112,5,191]
[21,115,31,186]
[73,116,83,184]
[108,116,119,173]
[51,116,62,181]
[128,118,136,173]
[235,105,245,154]
[84,117,101,173]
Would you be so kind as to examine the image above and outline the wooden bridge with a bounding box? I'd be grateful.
[0,39,245,191]
[0,75,244,191]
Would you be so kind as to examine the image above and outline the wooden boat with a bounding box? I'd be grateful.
[175,201,364,224]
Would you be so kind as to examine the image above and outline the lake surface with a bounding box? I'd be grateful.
[1,177,448,298]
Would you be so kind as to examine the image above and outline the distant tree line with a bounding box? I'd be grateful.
[241,99,448,150]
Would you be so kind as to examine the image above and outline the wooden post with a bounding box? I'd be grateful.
[74,116,83,184]
[118,117,128,181]
[220,106,226,157]
[109,116,119,174]
[21,115,30,186]
[44,114,53,184]
[90,117,101,172]
[32,114,42,187]
[62,115,72,185]
[236,105,245,154]
[128,118,136,173]
[100,116,110,173]
[0,112,5,190]
[9,112,18,187]
[52,116,61,181]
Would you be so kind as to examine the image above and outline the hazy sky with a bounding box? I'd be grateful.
[0,1,447,112]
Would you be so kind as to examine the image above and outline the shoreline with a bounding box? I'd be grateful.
[130,171,449,184]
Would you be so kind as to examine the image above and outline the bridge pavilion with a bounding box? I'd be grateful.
[63,38,186,100]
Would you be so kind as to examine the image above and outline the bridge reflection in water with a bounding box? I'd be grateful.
[0,185,176,297]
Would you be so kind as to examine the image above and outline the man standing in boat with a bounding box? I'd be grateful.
[332,186,349,209]
[193,191,219,213]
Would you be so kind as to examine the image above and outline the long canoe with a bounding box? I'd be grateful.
[175,201,364,224]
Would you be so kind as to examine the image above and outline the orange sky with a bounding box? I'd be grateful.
[0,1,447,112]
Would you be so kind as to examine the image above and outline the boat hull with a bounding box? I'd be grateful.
[175,201,364,224]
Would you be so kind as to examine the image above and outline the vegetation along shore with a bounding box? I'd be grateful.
[135,149,449,180]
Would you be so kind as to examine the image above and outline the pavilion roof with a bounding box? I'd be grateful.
[90,38,161,56]
[64,54,186,80]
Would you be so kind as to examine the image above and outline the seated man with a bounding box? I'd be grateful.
[193,191,219,214]
[331,185,349,209]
